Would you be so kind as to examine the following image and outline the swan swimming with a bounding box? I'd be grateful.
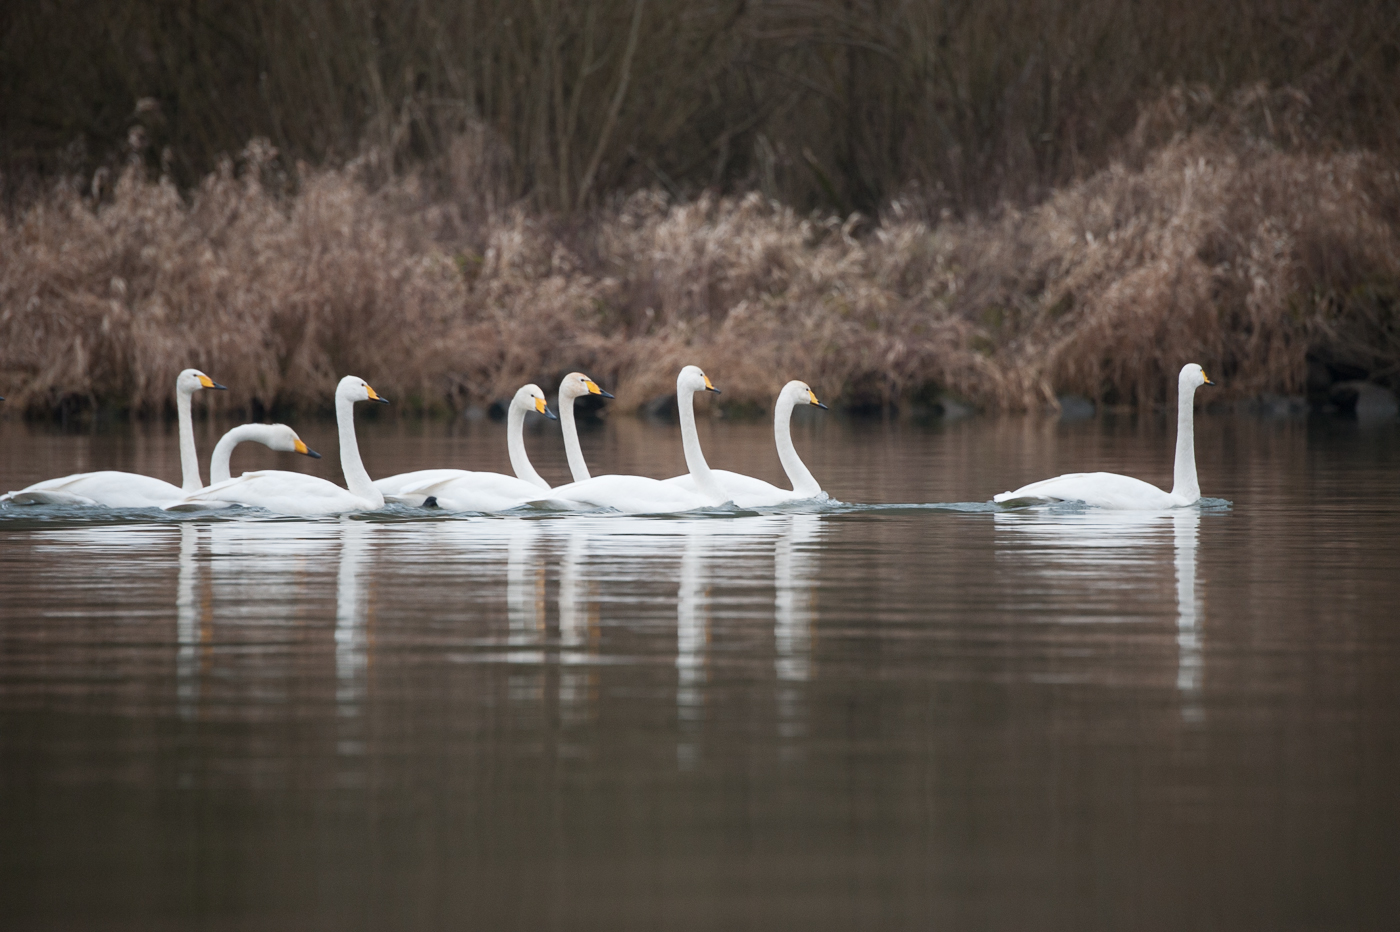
[664,379,829,507]
[1,368,226,507]
[374,384,563,512]
[205,423,320,484]
[176,376,388,515]
[993,363,1214,510]
[165,423,321,511]
[546,366,729,514]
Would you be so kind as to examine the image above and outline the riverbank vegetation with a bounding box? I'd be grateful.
[1,1,1398,416]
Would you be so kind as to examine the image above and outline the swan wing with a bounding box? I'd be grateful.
[549,474,717,514]
[373,469,469,498]
[185,470,378,515]
[994,471,1176,510]
[4,471,183,508]
[664,469,816,507]
[397,470,547,513]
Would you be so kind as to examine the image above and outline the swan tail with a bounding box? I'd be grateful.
[993,492,1055,506]
[4,489,100,506]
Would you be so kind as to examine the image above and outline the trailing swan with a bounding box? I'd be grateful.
[545,366,729,513]
[176,376,388,515]
[1,369,226,507]
[205,423,320,484]
[165,424,320,511]
[994,363,1214,510]
[665,379,828,506]
[374,384,563,512]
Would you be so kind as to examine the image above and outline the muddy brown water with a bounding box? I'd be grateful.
[1,410,1398,930]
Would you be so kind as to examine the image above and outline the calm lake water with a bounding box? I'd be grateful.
[2,408,1398,930]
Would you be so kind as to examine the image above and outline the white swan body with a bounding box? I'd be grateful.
[546,366,728,514]
[994,363,1214,510]
[1,369,225,507]
[177,376,388,515]
[375,384,560,512]
[665,379,828,506]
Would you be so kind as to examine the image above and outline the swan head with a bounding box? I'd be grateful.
[560,372,614,403]
[514,383,557,420]
[678,365,720,395]
[1179,363,1214,390]
[337,375,390,405]
[264,424,321,459]
[177,368,227,395]
[781,380,828,410]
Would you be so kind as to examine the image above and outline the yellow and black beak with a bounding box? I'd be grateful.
[366,385,390,404]
[293,438,321,459]
[703,374,721,394]
[586,380,615,400]
[1202,371,1215,385]
[198,374,228,391]
[808,388,828,410]
[535,397,559,420]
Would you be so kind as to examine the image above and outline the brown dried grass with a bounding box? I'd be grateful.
[3,128,1398,417]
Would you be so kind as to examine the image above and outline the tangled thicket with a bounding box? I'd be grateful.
[2,109,1399,417]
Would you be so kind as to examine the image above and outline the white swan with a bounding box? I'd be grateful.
[374,384,561,512]
[546,365,728,513]
[994,363,1214,509]
[557,371,614,483]
[1,368,226,507]
[665,379,828,506]
[165,424,321,511]
[176,376,388,515]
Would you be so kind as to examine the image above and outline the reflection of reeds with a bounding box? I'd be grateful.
[3,128,1399,415]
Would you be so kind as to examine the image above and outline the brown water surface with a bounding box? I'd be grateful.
[1,410,1398,930]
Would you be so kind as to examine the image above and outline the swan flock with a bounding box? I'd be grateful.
[2,363,1218,516]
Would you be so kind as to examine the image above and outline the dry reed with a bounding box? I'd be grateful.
[2,122,1398,416]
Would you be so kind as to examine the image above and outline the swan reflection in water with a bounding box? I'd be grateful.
[557,526,600,723]
[505,519,547,702]
[774,514,822,744]
[336,518,375,717]
[1173,509,1203,721]
[675,521,713,768]
[177,520,349,721]
[995,507,1205,720]
[176,523,207,721]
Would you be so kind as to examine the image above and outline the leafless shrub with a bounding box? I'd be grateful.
[3,120,1398,416]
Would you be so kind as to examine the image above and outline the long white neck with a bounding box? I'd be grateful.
[176,387,202,492]
[1170,379,1200,503]
[209,424,271,485]
[678,386,726,502]
[559,394,591,483]
[508,404,550,489]
[774,394,821,496]
[337,394,382,505]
